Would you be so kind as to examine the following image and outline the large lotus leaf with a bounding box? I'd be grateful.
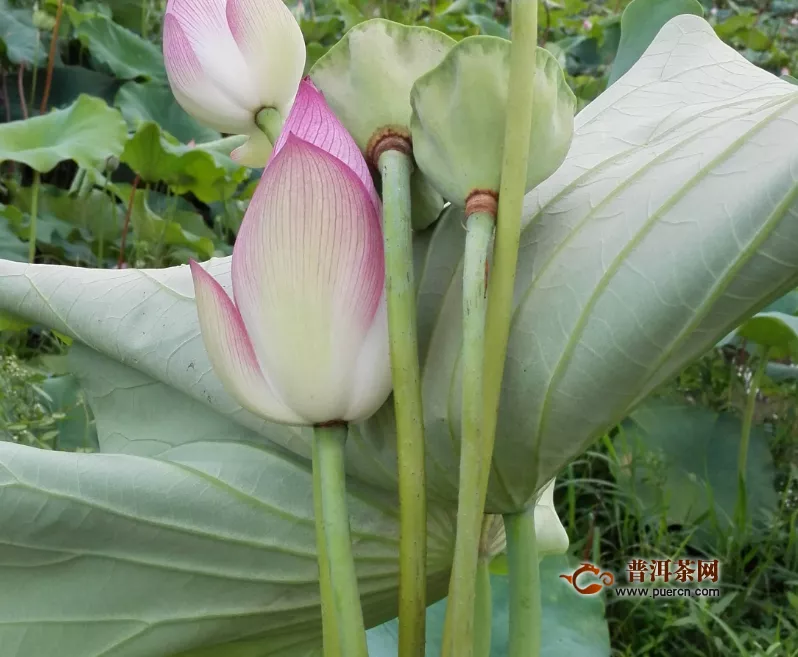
[3,17,798,514]
[607,0,704,85]
[368,555,609,657]
[72,13,166,82]
[0,95,127,172]
[615,398,778,534]
[115,82,220,144]
[0,342,455,657]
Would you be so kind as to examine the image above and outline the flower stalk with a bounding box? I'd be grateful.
[504,508,542,657]
[312,431,342,657]
[314,423,368,657]
[479,0,539,536]
[441,208,494,657]
[378,145,427,657]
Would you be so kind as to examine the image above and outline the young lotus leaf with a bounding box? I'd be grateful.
[309,19,454,229]
[0,95,127,173]
[2,16,798,517]
[410,36,575,205]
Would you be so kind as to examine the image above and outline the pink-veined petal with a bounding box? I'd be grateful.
[343,294,391,422]
[230,129,274,168]
[163,14,253,134]
[232,135,386,424]
[226,0,305,116]
[167,0,259,113]
[274,79,381,212]
[190,260,304,425]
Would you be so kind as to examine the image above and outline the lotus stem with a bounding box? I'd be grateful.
[474,556,493,657]
[313,423,368,657]
[312,428,342,657]
[479,0,539,545]
[504,508,542,657]
[378,147,427,657]
[442,210,494,657]
[737,344,770,524]
[28,170,41,263]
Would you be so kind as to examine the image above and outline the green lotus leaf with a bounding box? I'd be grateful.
[310,19,454,229]
[0,95,127,173]
[410,36,575,205]
[608,0,704,85]
[736,311,798,358]
[72,13,166,82]
[115,81,220,144]
[0,0,54,66]
[368,555,610,657]
[2,17,798,517]
[615,398,778,536]
[121,122,247,203]
[0,342,455,657]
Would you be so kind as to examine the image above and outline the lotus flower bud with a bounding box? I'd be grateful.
[162,0,306,167]
[190,81,391,425]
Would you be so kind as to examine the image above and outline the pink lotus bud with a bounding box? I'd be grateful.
[190,83,390,424]
[582,19,592,31]
[162,0,306,167]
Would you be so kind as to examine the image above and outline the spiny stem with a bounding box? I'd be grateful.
[441,211,494,657]
[378,147,427,657]
[479,0,539,527]
[40,0,64,114]
[28,170,41,263]
[314,424,369,657]
[504,508,542,657]
[312,431,342,657]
